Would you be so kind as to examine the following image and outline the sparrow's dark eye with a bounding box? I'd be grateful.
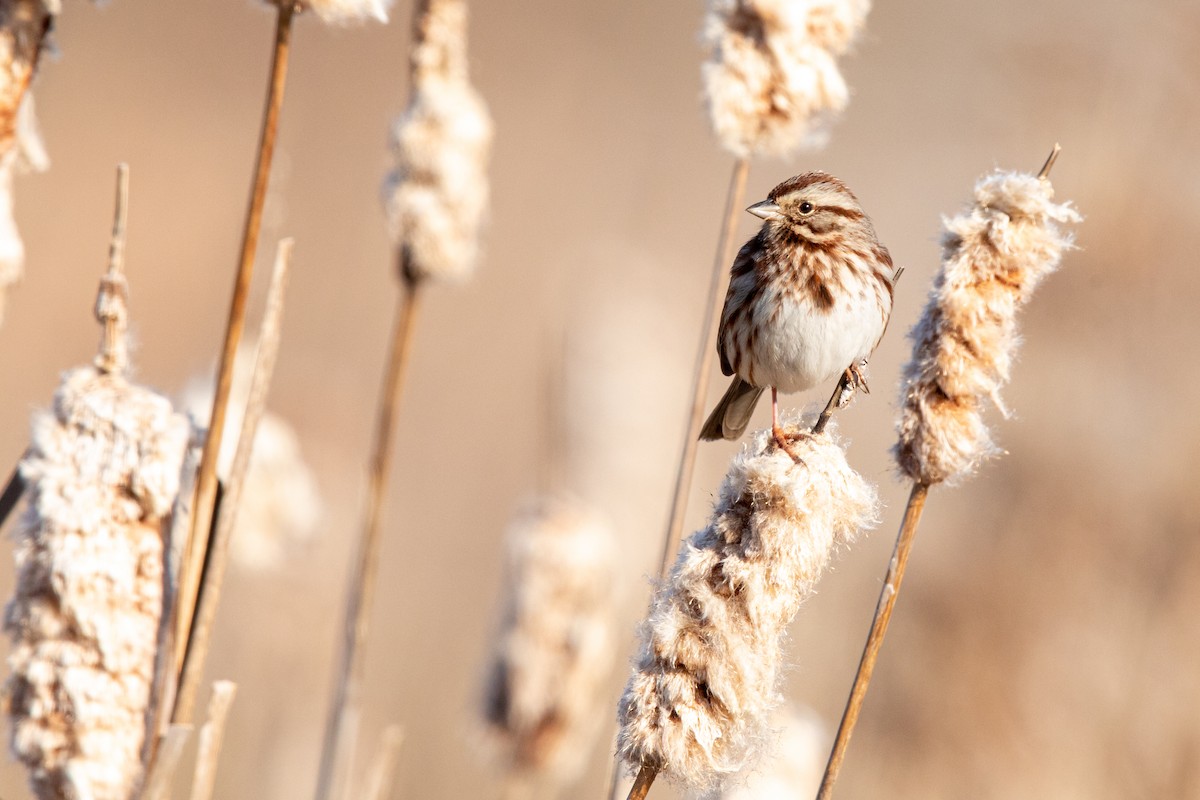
[798,201,815,215]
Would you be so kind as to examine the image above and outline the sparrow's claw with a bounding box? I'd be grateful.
[846,361,870,394]
[772,424,808,465]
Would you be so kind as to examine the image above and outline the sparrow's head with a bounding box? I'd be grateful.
[747,172,873,243]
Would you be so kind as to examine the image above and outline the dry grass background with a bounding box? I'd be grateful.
[0,1,1197,798]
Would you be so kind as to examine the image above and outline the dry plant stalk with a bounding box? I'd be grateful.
[177,0,298,682]
[3,167,191,800]
[363,725,405,800]
[314,2,491,798]
[189,681,238,800]
[816,148,1080,799]
[173,240,295,724]
[620,424,878,797]
[481,497,615,793]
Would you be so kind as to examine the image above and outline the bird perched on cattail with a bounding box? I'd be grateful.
[700,172,895,457]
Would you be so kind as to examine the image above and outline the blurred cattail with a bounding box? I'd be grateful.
[895,166,1081,485]
[481,496,616,792]
[181,345,321,572]
[701,0,870,158]
[618,424,877,793]
[287,0,391,25]
[700,706,826,800]
[382,0,492,283]
[3,254,190,799]
[0,86,50,323]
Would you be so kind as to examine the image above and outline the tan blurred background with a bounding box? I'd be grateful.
[1,1,1197,798]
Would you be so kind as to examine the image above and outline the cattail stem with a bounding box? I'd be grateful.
[815,481,928,799]
[626,765,658,800]
[176,0,296,676]
[190,681,239,800]
[0,458,22,529]
[141,724,193,800]
[174,240,295,724]
[313,273,425,800]
[363,725,405,800]
[658,157,749,578]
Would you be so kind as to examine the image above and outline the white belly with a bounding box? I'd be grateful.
[744,287,884,395]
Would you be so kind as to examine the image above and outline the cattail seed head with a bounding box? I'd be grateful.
[702,0,870,158]
[0,95,49,325]
[383,0,492,283]
[895,169,1081,485]
[4,371,189,799]
[618,425,877,792]
[4,257,190,800]
[289,0,391,25]
[703,706,826,800]
[481,497,615,788]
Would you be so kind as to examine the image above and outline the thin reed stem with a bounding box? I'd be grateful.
[363,725,405,800]
[658,157,749,578]
[313,273,425,800]
[625,764,657,800]
[190,681,239,800]
[815,482,928,799]
[141,724,193,800]
[176,0,296,675]
[174,240,295,724]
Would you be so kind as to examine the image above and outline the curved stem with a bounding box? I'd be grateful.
[175,0,297,678]
[657,157,749,577]
[313,274,425,800]
[816,482,929,799]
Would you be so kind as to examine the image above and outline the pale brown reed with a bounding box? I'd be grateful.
[176,0,297,688]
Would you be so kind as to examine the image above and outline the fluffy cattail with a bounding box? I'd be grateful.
[481,496,615,790]
[702,0,870,158]
[895,167,1080,485]
[618,424,878,792]
[0,88,50,323]
[3,261,190,799]
[181,346,321,572]
[292,0,391,25]
[702,707,826,800]
[382,0,492,283]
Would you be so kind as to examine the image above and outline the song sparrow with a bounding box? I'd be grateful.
[700,172,895,456]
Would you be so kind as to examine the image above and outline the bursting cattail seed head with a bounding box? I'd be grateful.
[702,0,870,158]
[895,169,1080,486]
[383,0,492,283]
[4,363,189,798]
[481,497,616,788]
[4,247,190,799]
[618,425,877,792]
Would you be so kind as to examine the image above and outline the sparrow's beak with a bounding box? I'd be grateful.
[747,200,782,221]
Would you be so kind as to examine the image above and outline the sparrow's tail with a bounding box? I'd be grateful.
[699,377,764,441]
